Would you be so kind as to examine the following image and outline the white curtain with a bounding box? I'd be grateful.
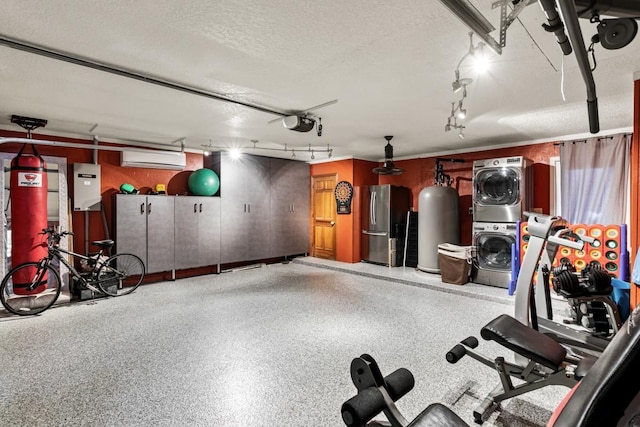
[560,133,631,224]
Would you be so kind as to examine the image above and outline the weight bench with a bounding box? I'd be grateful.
[447,314,581,423]
[341,308,640,426]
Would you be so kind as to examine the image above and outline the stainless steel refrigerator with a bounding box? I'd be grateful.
[361,185,411,265]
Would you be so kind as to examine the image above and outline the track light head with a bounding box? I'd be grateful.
[458,130,465,140]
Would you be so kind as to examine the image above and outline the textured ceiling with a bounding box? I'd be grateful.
[0,1,638,161]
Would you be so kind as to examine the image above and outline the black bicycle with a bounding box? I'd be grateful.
[0,228,145,316]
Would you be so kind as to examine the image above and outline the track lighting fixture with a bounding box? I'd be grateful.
[445,102,467,135]
[444,117,465,133]
[445,104,465,138]
[201,140,333,160]
[456,100,466,119]
[444,32,485,137]
[451,32,486,94]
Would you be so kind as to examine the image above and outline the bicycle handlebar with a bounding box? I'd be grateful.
[41,228,74,238]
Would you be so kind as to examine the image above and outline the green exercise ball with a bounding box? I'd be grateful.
[188,168,220,196]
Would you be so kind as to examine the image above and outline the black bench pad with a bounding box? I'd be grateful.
[481,314,567,370]
[409,403,469,427]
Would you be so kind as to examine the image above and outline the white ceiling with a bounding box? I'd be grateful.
[1,1,638,161]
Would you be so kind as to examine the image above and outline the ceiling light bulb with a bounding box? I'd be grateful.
[457,108,467,119]
[458,131,465,140]
[452,79,462,93]
[229,148,242,159]
[203,150,211,156]
[473,55,490,73]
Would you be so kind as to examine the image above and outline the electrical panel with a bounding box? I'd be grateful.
[73,163,101,211]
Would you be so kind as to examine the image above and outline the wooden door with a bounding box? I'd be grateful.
[312,174,336,259]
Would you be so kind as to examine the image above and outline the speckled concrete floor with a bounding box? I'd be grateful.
[0,259,569,426]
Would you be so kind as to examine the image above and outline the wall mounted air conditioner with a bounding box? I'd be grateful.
[120,150,186,170]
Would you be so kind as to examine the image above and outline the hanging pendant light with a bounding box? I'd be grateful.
[372,135,404,175]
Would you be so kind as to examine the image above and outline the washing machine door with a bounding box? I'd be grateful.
[474,167,521,206]
[473,167,524,222]
[475,232,515,271]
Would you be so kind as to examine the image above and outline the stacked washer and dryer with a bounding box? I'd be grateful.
[472,156,532,288]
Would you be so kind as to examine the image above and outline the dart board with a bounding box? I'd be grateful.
[334,181,353,214]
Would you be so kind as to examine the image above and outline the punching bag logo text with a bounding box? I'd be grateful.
[18,172,43,187]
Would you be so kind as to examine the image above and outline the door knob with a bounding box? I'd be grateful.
[330,221,335,226]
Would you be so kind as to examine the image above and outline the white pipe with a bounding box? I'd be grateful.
[0,137,183,154]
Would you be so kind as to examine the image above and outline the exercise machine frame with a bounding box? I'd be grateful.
[514,212,612,357]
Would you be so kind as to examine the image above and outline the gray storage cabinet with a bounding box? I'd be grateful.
[174,196,221,269]
[269,158,310,257]
[220,153,271,263]
[115,194,175,274]
[220,153,310,264]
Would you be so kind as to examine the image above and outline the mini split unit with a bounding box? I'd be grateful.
[282,115,315,132]
[120,150,186,170]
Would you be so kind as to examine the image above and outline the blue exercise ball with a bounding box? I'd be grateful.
[188,168,220,196]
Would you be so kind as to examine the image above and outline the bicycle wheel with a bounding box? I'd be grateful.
[0,262,61,316]
[96,253,145,296]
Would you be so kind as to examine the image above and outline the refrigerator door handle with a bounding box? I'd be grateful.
[362,230,387,236]
[371,191,376,225]
[369,191,373,225]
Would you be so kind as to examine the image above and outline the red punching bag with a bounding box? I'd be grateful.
[10,144,48,295]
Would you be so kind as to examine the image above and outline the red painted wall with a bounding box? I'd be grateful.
[380,142,559,245]
[1,130,202,256]
[309,158,377,263]
[0,129,567,265]
[312,142,559,262]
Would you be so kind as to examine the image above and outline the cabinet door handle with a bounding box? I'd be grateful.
[194,203,197,213]
[148,202,152,214]
[248,204,251,213]
[199,203,202,213]
[244,203,247,213]
[140,203,145,214]
[291,204,295,212]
